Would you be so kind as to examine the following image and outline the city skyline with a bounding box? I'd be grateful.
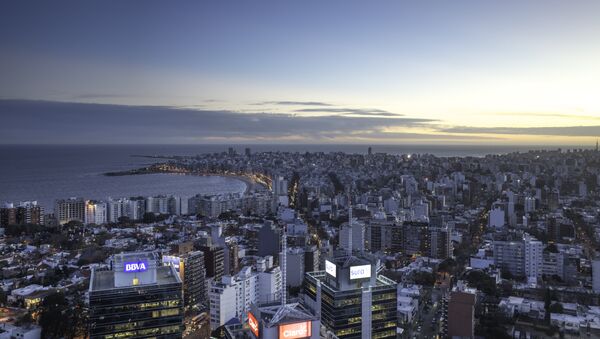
[1,1,599,145]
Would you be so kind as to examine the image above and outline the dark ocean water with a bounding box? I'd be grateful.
[0,144,582,210]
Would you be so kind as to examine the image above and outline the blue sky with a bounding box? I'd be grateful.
[1,1,599,144]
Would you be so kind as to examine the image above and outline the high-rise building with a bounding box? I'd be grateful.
[493,234,542,280]
[209,266,282,331]
[447,284,477,338]
[85,200,107,225]
[201,246,225,281]
[126,198,146,220]
[281,247,305,288]
[1,201,44,226]
[303,255,398,339]
[258,220,281,259]
[88,252,184,338]
[55,197,85,224]
[163,251,207,310]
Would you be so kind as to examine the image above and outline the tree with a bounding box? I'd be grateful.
[39,293,69,338]
[413,271,436,286]
[549,302,564,314]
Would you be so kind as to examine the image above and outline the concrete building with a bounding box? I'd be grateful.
[0,201,44,226]
[85,200,107,225]
[257,220,281,259]
[493,234,542,280]
[209,266,282,330]
[447,284,477,338]
[55,197,85,224]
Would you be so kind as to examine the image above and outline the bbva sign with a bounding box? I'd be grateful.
[124,261,148,273]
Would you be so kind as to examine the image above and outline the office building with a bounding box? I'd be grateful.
[163,251,207,310]
[88,252,184,338]
[303,255,398,339]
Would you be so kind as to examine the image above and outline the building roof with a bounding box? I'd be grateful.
[90,265,180,291]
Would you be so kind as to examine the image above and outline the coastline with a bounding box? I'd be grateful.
[104,168,259,195]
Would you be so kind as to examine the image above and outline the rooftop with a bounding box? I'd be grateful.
[90,265,180,291]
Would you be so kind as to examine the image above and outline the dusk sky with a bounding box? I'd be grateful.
[1,1,599,145]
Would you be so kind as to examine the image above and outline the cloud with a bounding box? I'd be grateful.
[72,93,132,100]
[0,99,438,144]
[255,101,333,106]
[441,125,600,137]
[294,108,401,117]
[491,112,600,120]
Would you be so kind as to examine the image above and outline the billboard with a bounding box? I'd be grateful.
[349,264,371,280]
[248,312,259,337]
[325,260,336,277]
[279,321,312,339]
[124,261,148,273]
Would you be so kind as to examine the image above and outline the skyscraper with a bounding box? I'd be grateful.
[88,252,184,338]
[303,255,398,339]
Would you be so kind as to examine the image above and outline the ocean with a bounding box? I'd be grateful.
[0,144,582,210]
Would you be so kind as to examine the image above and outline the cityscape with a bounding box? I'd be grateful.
[2,2,600,339]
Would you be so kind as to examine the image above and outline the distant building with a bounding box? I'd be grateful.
[257,220,281,259]
[88,252,184,338]
[85,200,107,225]
[493,234,542,280]
[55,197,85,224]
[0,201,44,226]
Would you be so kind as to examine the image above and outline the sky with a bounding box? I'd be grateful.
[1,1,599,145]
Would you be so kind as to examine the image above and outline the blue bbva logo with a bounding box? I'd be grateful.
[124,261,148,272]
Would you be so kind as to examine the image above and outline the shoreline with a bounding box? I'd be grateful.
[104,168,260,195]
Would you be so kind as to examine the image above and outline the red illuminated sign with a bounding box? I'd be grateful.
[248,312,259,337]
[279,321,312,339]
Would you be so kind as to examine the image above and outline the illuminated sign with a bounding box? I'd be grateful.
[325,260,336,277]
[279,321,311,339]
[124,261,148,273]
[162,255,181,270]
[349,264,371,280]
[248,312,259,337]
